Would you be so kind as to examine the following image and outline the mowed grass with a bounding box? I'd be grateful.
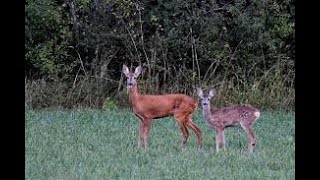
[25,109,295,179]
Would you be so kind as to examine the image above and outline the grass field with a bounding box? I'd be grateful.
[25,109,295,179]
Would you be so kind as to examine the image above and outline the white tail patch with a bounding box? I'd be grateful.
[254,111,260,118]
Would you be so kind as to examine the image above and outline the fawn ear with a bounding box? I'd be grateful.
[122,64,130,77]
[208,88,216,98]
[134,66,143,77]
[196,88,204,98]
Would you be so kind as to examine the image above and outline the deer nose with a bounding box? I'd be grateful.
[203,102,208,106]
[128,83,133,86]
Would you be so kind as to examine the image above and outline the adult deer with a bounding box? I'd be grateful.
[122,65,202,150]
[196,88,260,153]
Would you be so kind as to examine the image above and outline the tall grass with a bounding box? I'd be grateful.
[25,109,295,179]
[25,59,294,111]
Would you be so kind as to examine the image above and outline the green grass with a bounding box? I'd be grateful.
[25,109,295,179]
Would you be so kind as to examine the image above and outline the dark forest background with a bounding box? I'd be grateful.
[25,0,295,110]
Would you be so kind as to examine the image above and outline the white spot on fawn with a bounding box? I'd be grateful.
[254,111,260,118]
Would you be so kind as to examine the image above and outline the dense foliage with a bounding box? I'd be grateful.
[25,0,295,109]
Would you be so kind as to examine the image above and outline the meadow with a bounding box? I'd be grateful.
[25,109,294,179]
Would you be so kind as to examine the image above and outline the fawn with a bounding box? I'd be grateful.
[197,88,260,153]
[122,65,202,150]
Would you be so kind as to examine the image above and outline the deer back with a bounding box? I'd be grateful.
[132,93,197,119]
[208,104,259,127]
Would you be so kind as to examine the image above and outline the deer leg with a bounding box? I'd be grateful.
[186,118,203,147]
[240,123,256,153]
[174,113,190,145]
[174,113,189,145]
[138,121,144,149]
[135,114,145,149]
[179,122,190,145]
[143,119,152,150]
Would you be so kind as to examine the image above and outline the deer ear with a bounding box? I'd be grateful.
[208,88,216,98]
[196,88,204,98]
[134,66,143,77]
[122,64,130,77]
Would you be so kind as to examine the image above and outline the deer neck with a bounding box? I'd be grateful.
[129,84,140,106]
[202,106,212,122]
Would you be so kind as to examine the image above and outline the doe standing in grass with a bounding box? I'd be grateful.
[196,88,260,153]
[122,65,203,150]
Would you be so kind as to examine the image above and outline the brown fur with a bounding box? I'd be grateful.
[123,65,202,150]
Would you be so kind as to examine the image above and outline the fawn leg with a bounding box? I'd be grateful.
[246,127,256,153]
[221,129,226,150]
[240,123,256,153]
[216,128,224,152]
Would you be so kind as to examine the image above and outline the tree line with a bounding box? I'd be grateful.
[25,0,295,110]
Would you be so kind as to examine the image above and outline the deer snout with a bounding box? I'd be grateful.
[202,102,208,106]
[128,82,133,86]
